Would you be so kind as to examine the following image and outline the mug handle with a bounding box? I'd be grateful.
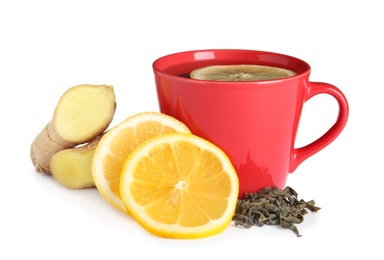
[289,82,349,172]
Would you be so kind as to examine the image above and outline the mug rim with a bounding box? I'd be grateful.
[153,49,311,84]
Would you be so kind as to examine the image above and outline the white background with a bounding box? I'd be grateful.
[1,0,382,259]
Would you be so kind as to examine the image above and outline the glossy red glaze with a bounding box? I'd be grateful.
[153,49,349,199]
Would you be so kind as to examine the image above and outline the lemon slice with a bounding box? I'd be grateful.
[92,112,191,213]
[190,64,296,81]
[120,133,239,239]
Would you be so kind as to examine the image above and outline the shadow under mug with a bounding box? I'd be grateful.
[153,49,349,199]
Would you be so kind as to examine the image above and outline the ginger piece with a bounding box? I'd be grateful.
[30,84,116,174]
[50,136,101,189]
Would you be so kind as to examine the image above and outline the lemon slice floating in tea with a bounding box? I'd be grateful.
[190,64,296,81]
[120,133,239,239]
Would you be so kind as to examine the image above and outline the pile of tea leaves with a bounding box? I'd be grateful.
[233,186,321,237]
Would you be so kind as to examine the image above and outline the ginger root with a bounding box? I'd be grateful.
[30,84,116,174]
[50,135,102,189]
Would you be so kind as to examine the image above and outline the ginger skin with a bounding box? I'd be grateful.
[50,135,102,189]
[30,84,116,174]
[30,122,78,174]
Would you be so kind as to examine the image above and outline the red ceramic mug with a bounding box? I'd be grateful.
[153,49,349,199]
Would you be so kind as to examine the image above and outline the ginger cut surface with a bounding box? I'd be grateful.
[53,84,116,143]
[50,136,101,189]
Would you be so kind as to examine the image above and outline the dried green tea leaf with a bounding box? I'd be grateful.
[233,186,320,237]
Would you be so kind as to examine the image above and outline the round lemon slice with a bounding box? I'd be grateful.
[190,64,296,81]
[120,133,239,239]
[92,112,191,213]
